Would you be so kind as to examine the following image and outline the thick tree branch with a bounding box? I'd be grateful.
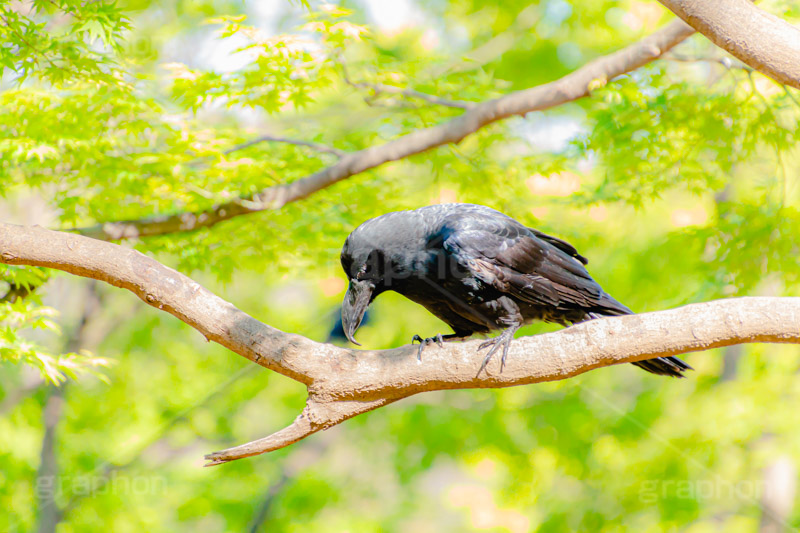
[3,223,799,465]
[658,0,800,89]
[72,19,695,241]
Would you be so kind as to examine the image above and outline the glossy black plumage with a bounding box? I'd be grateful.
[340,203,690,377]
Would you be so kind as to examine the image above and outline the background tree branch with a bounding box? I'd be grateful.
[222,134,346,158]
[3,222,799,465]
[340,61,476,110]
[72,19,696,241]
[35,386,64,533]
[657,0,800,89]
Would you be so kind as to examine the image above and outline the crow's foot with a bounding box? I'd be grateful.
[411,333,445,361]
[477,325,520,375]
[412,333,467,361]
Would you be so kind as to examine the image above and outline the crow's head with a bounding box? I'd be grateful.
[340,210,427,345]
[339,232,389,346]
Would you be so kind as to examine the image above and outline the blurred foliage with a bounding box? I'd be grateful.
[0,0,129,85]
[1,0,800,531]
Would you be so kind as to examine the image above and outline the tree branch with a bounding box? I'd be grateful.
[346,78,475,109]
[340,63,476,110]
[71,19,696,241]
[223,134,346,158]
[3,222,800,465]
[247,437,329,532]
[664,53,754,73]
[657,0,800,89]
[36,386,64,533]
[36,283,102,533]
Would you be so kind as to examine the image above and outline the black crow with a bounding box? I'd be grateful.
[340,203,691,377]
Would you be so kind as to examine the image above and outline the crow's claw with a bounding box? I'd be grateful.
[411,333,446,361]
[476,326,519,375]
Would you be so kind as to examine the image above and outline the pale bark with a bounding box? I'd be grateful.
[3,222,799,465]
[658,0,800,88]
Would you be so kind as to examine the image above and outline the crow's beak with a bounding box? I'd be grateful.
[342,279,374,346]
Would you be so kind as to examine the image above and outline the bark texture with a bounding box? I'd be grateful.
[3,222,799,465]
[658,0,800,88]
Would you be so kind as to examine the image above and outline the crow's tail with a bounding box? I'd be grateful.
[629,356,693,378]
[587,298,693,378]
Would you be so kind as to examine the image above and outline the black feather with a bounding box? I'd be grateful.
[341,203,691,377]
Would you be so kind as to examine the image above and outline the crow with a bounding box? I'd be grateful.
[340,203,691,377]
[326,309,371,344]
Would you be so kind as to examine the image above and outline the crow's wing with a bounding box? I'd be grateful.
[441,213,628,314]
[528,228,588,265]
